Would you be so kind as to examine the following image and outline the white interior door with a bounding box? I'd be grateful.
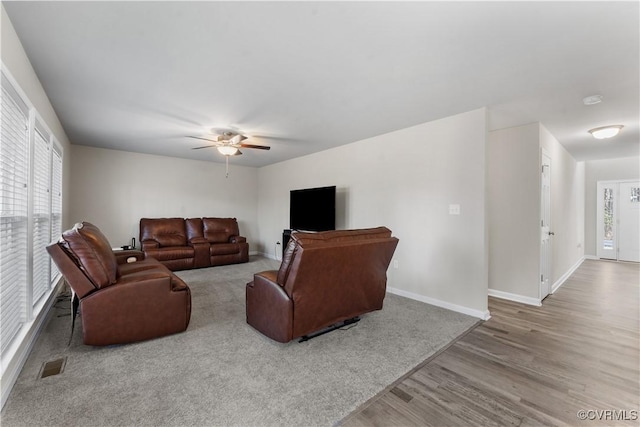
[618,181,640,262]
[597,182,618,260]
[540,152,552,300]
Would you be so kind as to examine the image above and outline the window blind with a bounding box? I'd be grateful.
[0,82,30,353]
[32,124,51,305]
[50,148,62,283]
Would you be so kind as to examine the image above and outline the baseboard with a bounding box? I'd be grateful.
[488,289,542,307]
[584,254,598,260]
[1,279,64,409]
[387,287,491,320]
[256,250,279,261]
[551,256,584,294]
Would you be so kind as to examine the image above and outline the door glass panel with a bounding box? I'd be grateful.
[603,188,614,249]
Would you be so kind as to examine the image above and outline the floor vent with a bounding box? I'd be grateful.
[39,357,66,379]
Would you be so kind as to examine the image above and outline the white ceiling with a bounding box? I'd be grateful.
[4,1,639,167]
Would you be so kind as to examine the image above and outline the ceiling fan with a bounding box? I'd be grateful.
[188,129,271,178]
[189,129,270,156]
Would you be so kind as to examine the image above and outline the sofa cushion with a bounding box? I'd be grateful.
[140,218,187,247]
[202,217,239,243]
[60,222,117,289]
[209,243,241,256]
[144,246,195,261]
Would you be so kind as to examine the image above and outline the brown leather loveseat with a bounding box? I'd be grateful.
[246,227,399,343]
[47,222,191,346]
[140,217,249,271]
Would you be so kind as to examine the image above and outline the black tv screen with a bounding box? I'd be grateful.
[290,186,336,232]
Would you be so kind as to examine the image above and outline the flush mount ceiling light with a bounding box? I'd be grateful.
[588,125,624,139]
[583,95,603,105]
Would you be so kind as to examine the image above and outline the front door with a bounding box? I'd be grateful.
[618,181,640,262]
[596,182,618,260]
[597,180,640,262]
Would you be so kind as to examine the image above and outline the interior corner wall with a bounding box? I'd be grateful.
[584,156,640,256]
[69,145,259,249]
[539,124,585,285]
[257,108,489,318]
[487,123,541,300]
[488,123,584,302]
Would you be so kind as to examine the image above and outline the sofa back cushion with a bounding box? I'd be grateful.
[60,222,117,289]
[276,238,299,284]
[276,227,392,285]
[185,218,204,241]
[202,218,239,243]
[140,218,187,247]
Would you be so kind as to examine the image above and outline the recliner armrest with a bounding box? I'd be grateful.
[246,270,292,342]
[114,250,145,265]
[141,240,159,250]
[189,237,208,245]
[230,235,247,244]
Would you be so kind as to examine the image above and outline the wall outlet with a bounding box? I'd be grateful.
[449,204,461,215]
[393,260,399,269]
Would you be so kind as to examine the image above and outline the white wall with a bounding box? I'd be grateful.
[257,108,489,319]
[488,123,540,300]
[540,125,585,287]
[488,123,585,303]
[584,157,640,256]
[70,145,259,250]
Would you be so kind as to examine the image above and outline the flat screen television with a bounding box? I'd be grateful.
[290,186,336,232]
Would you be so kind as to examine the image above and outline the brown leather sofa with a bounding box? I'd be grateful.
[246,227,399,343]
[140,217,249,271]
[47,222,191,346]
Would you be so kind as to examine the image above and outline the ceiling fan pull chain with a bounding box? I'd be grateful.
[225,156,229,178]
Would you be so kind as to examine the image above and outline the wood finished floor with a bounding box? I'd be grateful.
[341,260,640,426]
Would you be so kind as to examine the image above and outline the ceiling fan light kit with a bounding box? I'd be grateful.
[217,146,239,156]
[588,125,624,140]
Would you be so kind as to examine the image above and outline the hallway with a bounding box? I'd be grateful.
[342,259,640,426]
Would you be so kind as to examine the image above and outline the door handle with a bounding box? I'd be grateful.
[548,231,555,236]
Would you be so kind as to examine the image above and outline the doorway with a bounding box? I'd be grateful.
[596,180,640,262]
[540,151,552,300]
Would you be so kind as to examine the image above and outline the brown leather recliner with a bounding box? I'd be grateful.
[47,222,191,346]
[140,217,249,271]
[246,227,399,343]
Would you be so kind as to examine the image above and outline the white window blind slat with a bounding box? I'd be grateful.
[32,126,51,305]
[0,83,29,353]
[50,148,62,282]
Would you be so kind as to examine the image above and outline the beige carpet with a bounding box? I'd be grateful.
[1,256,478,426]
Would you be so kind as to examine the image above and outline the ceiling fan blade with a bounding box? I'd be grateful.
[188,135,222,144]
[239,143,271,150]
[192,145,216,150]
